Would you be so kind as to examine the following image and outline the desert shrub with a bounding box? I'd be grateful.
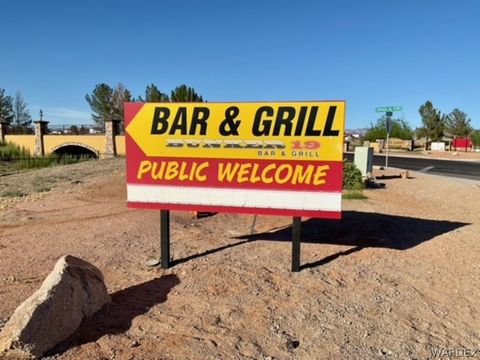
[0,141,30,161]
[342,191,367,200]
[1,190,27,197]
[0,141,91,173]
[343,160,364,190]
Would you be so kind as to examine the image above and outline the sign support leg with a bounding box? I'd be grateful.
[292,217,301,272]
[160,210,170,269]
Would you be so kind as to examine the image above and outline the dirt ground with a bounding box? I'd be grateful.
[0,158,479,359]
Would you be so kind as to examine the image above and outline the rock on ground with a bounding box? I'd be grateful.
[0,255,110,358]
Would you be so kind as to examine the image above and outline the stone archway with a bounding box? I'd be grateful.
[51,143,99,159]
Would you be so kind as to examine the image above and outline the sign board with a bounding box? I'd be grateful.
[376,106,402,113]
[125,101,345,218]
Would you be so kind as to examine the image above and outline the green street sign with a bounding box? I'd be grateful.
[375,106,402,113]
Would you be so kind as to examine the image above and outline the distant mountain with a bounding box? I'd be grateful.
[345,128,368,136]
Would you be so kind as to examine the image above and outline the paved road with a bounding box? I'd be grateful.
[344,153,480,181]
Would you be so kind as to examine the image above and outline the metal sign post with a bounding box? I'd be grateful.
[375,106,403,169]
[292,217,302,272]
[145,210,171,268]
[160,210,170,269]
[385,113,392,169]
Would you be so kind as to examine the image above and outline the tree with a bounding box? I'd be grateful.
[445,108,473,137]
[12,91,32,127]
[139,84,169,102]
[418,101,445,141]
[364,117,413,141]
[85,83,114,127]
[111,83,132,121]
[471,129,480,147]
[69,125,80,135]
[85,83,132,127]
[170,84,204,102]
[0,88,14,123]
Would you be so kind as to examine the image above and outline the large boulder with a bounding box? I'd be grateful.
[0,255,111,358]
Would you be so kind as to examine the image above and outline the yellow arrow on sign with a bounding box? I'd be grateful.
[126,102,345,161]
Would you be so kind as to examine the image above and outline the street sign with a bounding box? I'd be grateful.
[376,106,402,113]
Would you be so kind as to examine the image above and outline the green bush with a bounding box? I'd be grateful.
[0,141,91,173]
[364,117,413,141]
[0,141,30,161]
[343,160,364,190]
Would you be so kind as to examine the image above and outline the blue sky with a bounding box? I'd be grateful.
[1,0,479,129]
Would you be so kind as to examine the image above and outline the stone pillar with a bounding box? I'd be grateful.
[34,120,49,157]
[104,119,121,158]
[0,121,9,142]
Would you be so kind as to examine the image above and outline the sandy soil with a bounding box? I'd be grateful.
[0,158,479,359]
